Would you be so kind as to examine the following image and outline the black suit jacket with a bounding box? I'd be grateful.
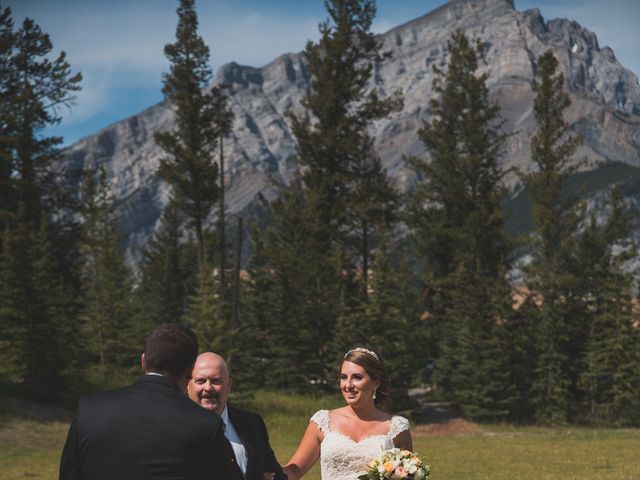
[227,405,287,480]
[59,375,233,480]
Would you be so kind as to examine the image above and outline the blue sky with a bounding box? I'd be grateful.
[4,0,640,146]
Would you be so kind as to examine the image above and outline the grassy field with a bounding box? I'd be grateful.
[2,390,640,479]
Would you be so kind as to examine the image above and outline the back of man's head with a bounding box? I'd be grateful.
[144,323,198,377]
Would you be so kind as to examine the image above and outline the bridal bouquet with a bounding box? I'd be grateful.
[358,448,430,480]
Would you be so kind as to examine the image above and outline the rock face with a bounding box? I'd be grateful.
[61,0,640,267]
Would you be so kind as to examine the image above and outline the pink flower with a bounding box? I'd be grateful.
[394,466,408,478]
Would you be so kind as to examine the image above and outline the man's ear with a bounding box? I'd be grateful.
[141,353,147,372]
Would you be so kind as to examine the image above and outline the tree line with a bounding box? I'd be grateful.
[1,0,639,426]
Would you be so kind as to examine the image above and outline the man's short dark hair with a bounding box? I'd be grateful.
[144,323,198,377]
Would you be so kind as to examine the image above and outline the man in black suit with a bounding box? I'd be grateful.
[188,352,287,480]
[59,324,232,480]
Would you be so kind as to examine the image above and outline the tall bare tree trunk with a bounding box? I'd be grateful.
[218,137,226,316]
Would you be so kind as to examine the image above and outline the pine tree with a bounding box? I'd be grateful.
[503,294,540,422]
[407,32,510,279]
[4,13,81,224]
[212,87,234,321]
[406,32,515,420]
[186,261,227,354]
[78,168,136,382]
[0,6,16,232]
[444,264,517,421]
[155,0,225,266]
[0,6,83,281]
[135,204,197,329]
[289,0,401,284]
[250,0,402,386]
[341,236,427,409]
[251,182,338,390]
[577,188,640,426]
[345,154,399,296]
[0,208,73,393]
[0,7,82,393]
[523,50,583,424]
[231,224,276,389]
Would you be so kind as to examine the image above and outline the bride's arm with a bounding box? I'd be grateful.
[282,421,322,480]
[393,429,413,451]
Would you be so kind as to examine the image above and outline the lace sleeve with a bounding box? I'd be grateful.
[310,409,329,433]
[388,415,410,439]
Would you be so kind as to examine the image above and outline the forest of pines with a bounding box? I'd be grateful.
[0,0,639,426]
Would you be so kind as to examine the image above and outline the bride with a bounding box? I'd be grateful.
[283,348,412,480]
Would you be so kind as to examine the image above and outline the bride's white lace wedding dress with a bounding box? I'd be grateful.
[311,409,410,480]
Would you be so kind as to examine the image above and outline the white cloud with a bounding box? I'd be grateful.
[203,13,319,69]
[6,0,638,144]
[372,19,396,35]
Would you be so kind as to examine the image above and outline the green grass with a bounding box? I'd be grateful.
[0,397,72,479]
[2,391,640,479]
[414,426,640,480]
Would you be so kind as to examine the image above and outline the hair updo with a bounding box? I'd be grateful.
[342,348,391,409]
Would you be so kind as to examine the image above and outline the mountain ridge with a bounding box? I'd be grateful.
[59,0,640,267]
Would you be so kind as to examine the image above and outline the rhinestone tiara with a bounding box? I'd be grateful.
[344,347,379,360]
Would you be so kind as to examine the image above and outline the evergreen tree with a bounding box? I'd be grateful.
[440,263,517,421]
[0,6,83,287]
[335,235,426,408]
[186,261,227,355]
[406,32,515,420]
[577,188,640,426]
[251,182,337,389]
[135,204,197,329]
[523,50,583,424]
[503,294,540,422]
[250,0,402,386]
[212,87,234,321]
[0,6,15,233]
[407,32,510,279]
[231,224,277,389]
[78,168,136,382]
[155,0,225,265]
[288,0,401,286]
[0,208,73,392]
[0,6,82,393]
[345,154,399,297]
[2,12,81,224]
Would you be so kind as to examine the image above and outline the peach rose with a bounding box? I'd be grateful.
[394,466,408,478]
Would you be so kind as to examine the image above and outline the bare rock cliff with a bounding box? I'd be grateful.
[61,0,640,266]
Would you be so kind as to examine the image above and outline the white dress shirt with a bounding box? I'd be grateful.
[220,406,249,475]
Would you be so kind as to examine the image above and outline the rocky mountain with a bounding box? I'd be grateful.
[61,0,640,268]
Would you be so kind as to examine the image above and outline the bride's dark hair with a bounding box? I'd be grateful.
[342,348,391,409]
